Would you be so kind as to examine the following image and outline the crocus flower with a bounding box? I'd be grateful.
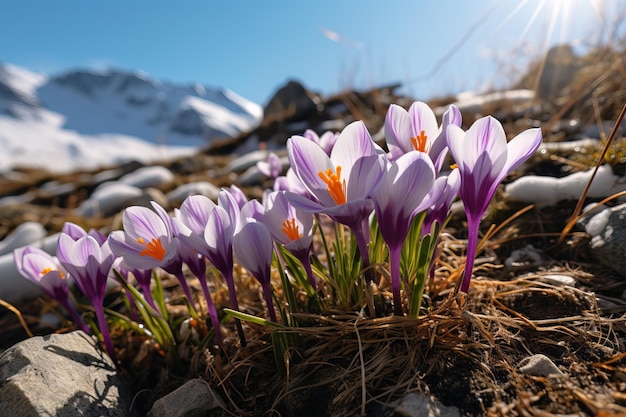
[107,202,200,308]
[225,184,248,210]
[421,168,461,237]
[176,193,244,343]
[173,220,222,344]
[177,193,237,296]
[56,222,116,359]
[274,168,312,199]
[447,116,542,292]
[303,129,339,155]
[116,260,160,315]
[286,121,386,277]
[108,205,178,271]
[14,246,89,333]
[233,214,277,322]
[385,102,461,173]
[257,152,283,179]
[371,151,436,315]
[261,191,316,289]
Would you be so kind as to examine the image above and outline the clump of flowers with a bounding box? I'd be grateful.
[13,100,542,364]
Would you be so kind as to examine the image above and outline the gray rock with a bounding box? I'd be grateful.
[582,203,626,279]
[539,274,577,287]
[118,166,174,189]
[0,222,47,256]
[0,232,61,303]
[518,354,564,377]
[166,181,220,205]
[147,379,225,417]
[0,331,136,417]
[75,183,143,218]
[263,80,322,123]
[393,392,461,417]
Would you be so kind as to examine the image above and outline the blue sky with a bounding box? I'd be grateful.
[1,0,622,105]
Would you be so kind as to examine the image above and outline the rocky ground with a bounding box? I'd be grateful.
[1,44,626,416]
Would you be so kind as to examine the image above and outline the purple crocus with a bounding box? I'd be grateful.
[56,222,116,359]
[274,168,312,199]
[385,102,461,173]
[261,191,316,289]
[233,214,277,322]
[14,246,89,333]
[371,152,436,315]
[107,205,178,271]
[447,116,542,293]
[172,219,223,345]
[176,193,245,343]
[225,184,248,210]
[303,129,339,155]
[286,121,386,277]
[257,152,283,179]
[115,260,160,315]
[107,203,199,309]
[421,168,461,237]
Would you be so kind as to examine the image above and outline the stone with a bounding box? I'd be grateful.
[0,232,60,303]
[518,354,564,377]
[0,222,47,256]
[146,379,225,417]
[166,182,220,205]
[0,331,136,417]
[75,183,143,218]
[393,392,461,417]
[263,80,323,123]
[539,274,577,287]
[582,203,626,279]
[118,166,175,189]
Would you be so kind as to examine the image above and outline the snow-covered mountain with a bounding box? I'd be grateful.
[0,63,263,172]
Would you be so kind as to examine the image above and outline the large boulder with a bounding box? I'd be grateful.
[0,331,136,417]
[263,80,323,123]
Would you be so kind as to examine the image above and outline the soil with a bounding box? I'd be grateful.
[2,160,626,417]
[106,202,626,417]
[2,45,626,415]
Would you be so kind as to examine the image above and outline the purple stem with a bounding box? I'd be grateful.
[222,269,246,345]
[196,275,223,346]
[348,221,372,283]
[172,270,196,313]
[299,252,316,290]
[388,244,403,316]
[58,298,90,334]
[461,218,479,293]
[261,282,277,322]
[93,304,116,362]
[137,282,159,315]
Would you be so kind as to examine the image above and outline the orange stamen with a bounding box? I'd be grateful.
[40,267,65,279]
[318,166,347,205]
[137,236,166,260]
[282,218,302,241]
[410,130,428,152]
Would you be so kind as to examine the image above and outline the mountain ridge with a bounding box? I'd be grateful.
[0,62,263,172]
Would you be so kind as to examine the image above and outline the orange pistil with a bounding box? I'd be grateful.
[410,130,428,152]
[40,267,65,279]
[318,166,347,205]
[137,236,166,260]
[282,218,302,241]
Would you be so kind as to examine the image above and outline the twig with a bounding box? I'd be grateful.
[0,298,34,338]
[559,102,626,243]
[354,308,367,417]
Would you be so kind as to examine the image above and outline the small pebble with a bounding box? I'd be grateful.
[539,274,577,287]
[518,354,564,377]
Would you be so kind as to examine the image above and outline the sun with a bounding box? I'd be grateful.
[501,0,608,49]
